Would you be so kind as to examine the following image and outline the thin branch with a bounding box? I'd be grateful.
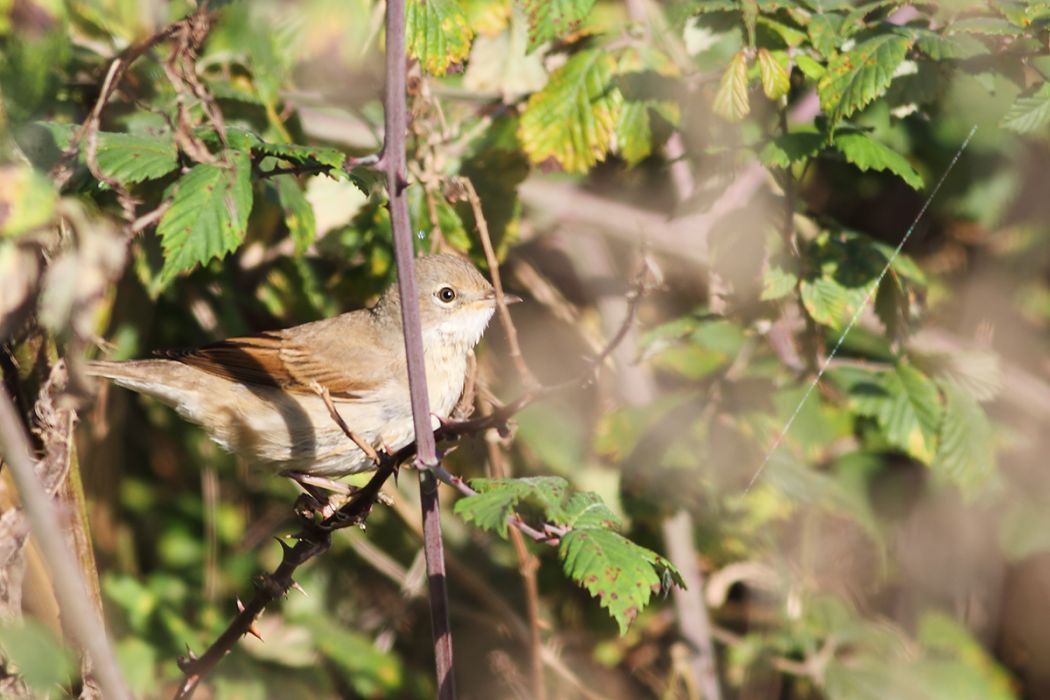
[380,1,456,697]
[480,396,546,700]
[459,177,539,389]
[0,389,130,700]
[172,450,402,700]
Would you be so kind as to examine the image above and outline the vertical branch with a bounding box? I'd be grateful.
[380,2,456,698]
[0,390,130,700]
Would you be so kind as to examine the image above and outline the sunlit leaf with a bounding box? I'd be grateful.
[519,49,621,172]
[157,150,253,284]
[818,32,911,125]
[1001,83,1050,133]
[713,50,750,122]
[520,0,596,52]
[933,381,997,495]
[833,129,924,190]
[407,0,474,75]
[560,528,683,635]
[758,48,790,100]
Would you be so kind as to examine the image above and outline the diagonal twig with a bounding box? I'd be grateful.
[0,389,131,700]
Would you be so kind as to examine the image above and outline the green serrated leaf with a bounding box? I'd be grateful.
[519,49,621,173]
[521,0,596,52]
[92,131,179,184]
[934,381,996,495]
[559,528,683,635]
[1001,82,1050,133]
[407,0,475,75]
[30,122,178,185]
[612,47,679,165]
[948,16,1023,36]
[795,53,826,80]
[274,175,317,255]
[157,150,253,284]
[799,231,887,329]
[760,131,824,167]
[557,491,623,529]
[758,48,790,100]
[757,16,807,47]
[818,32,911,125]
[713,50,750,122]
[907,27,987,60]
[833,130,924,189]
[254,141,349,176]
[453,476,570,537]
[808,13,843,57]
[843,364,943,463]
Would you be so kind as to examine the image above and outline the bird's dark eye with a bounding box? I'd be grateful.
[437,286,457,303]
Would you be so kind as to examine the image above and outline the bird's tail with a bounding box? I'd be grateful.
[87,359,203,409]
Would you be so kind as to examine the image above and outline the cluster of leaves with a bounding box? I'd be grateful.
[4,0,1050,697]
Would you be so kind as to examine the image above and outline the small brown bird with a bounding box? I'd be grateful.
[89,255,514,486]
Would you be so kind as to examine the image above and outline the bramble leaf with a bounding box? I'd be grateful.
[761,265,799,301]
[800,231,886,329]
[157,150,253,284]
[818,32,911,125]
[713,50,750,122]
[934,381,996,495]
[35,122,178,185]
[455,477,682,634]
[833,129,924,190]
[839,364,943,463]
[90,132,179,185]
[520,0,596,52]
[760,131,824,168]
[1001,83,1050,134]
[560,528,684,635]
[274,175,317,255]
[519,49,621,172]
[613,47,680,165]
[453,476,569,537]
[407,0,474,75]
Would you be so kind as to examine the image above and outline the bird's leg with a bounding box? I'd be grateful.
[309,381,381,465]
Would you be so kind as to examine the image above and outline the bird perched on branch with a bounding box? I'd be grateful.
[89,255,518,489]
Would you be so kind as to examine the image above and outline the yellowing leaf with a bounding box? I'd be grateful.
[407,0,474,75]
[758,48,790,100]
[518,49,621,173]
[713,50,750,122]
[818,33,911,125]
[521,0,596,52]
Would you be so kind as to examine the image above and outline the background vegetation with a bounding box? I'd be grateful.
[3,0,1050,697]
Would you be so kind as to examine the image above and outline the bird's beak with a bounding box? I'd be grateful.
[484,291,523,305]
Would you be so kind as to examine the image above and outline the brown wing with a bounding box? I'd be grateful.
[160,323,383,399]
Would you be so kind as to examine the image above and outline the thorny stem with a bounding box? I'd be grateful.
[171,455,399,700]
[381,1,456,697]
